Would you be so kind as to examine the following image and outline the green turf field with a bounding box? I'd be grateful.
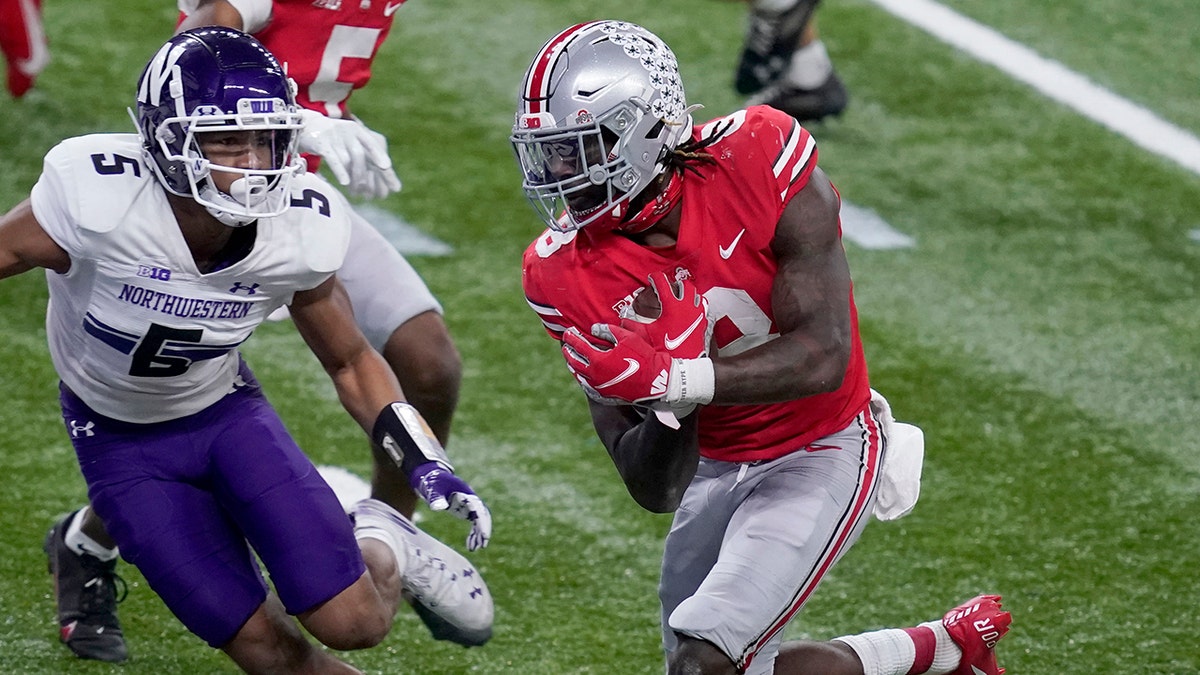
[1,0,1197,673]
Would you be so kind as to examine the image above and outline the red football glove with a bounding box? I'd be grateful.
[620,270,710,359]
[562,323,672,405]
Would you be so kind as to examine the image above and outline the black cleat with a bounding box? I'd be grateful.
[749,70,848,123]
[735,0,824,95]
[43,511,129,663]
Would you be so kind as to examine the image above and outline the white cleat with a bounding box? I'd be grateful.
[352,498,493,646]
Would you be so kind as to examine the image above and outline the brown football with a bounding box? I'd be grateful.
[631,285,661,320]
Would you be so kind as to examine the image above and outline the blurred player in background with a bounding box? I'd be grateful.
[734,0,848,122]
[514,20,1007,675]
[4,27,491,672]
[0,0,50,97]
[43,0,482,661]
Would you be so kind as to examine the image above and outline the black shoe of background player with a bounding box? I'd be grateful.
[749,70,849,123]
[735,0,823,95]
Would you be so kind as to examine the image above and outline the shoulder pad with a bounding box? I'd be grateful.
[47,134,152,234]
[285,174,353,274]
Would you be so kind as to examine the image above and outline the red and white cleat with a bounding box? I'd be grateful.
[943,594,1012,675]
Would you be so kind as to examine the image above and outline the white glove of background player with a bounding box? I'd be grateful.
[297,108,402,199]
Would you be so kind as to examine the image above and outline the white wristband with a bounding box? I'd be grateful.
[665,357,715,406]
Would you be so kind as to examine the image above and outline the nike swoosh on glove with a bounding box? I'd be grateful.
[617,270,712,426]
[298,109,402,199]
[561,323,673,405]
[409,462,492,550]
[621,270,710,359]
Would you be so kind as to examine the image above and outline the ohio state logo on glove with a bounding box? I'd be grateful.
[619,269,711,359]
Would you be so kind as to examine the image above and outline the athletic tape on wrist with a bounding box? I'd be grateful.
[665,357,715,405]
[372,402,454,477]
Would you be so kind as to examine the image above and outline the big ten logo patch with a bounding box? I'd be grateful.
[137,265,172,281]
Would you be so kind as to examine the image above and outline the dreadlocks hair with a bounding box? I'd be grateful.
[662,117,733,177]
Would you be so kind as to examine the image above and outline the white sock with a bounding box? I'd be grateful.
[785,40,834,89]
[352,507,410,578]
[834,621,962,675]
[63,507,119,561]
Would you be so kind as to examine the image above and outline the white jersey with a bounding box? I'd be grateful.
[29,133,352,423]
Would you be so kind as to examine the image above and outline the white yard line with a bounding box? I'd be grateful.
[868,0,1200,177]
[353,203,454,256]
[840,202,915,249]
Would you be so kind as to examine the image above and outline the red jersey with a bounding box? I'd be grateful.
[180,0,404,118]
[522,106,871,463]
[253,0,402,119]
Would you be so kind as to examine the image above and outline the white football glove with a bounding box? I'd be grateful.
[297,108,402,199]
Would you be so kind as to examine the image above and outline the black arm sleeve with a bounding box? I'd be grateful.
[589,402,700,513]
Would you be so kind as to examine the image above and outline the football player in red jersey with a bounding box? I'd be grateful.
[0,0,50,97]
[43,0,486,661]
[514,21,1010,675]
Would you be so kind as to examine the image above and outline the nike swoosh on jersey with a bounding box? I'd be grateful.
[664,313,705,351]
[596,358,640,390]
[972,667,987,675]
[383,1,405,16]
[13,0,50,76]
[718,228,746,259]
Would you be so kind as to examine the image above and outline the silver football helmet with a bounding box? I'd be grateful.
[512,21,693,233]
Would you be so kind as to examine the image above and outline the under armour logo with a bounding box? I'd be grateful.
[229,282,260,295]
[69,420,95,438]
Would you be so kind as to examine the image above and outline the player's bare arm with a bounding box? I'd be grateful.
[0,199,70,278]
[177,0,249,32]
[587,400,700,513]
[289,275,408,432]
[710,165,852,404]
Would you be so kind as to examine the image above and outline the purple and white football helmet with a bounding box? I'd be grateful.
[512,21,694,233]
[134,27,304,227]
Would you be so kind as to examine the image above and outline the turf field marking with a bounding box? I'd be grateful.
[840,201,915,250]
[868,0,1200,177]
[353,203,454,256]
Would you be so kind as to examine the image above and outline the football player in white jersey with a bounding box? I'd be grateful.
[47,0,481,660]
[1,27,492,672]
[173,3,462,517]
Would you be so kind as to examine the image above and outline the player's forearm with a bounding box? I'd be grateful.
[591,403,700,513]
[329,349,408,434]
[176,0,247,33]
